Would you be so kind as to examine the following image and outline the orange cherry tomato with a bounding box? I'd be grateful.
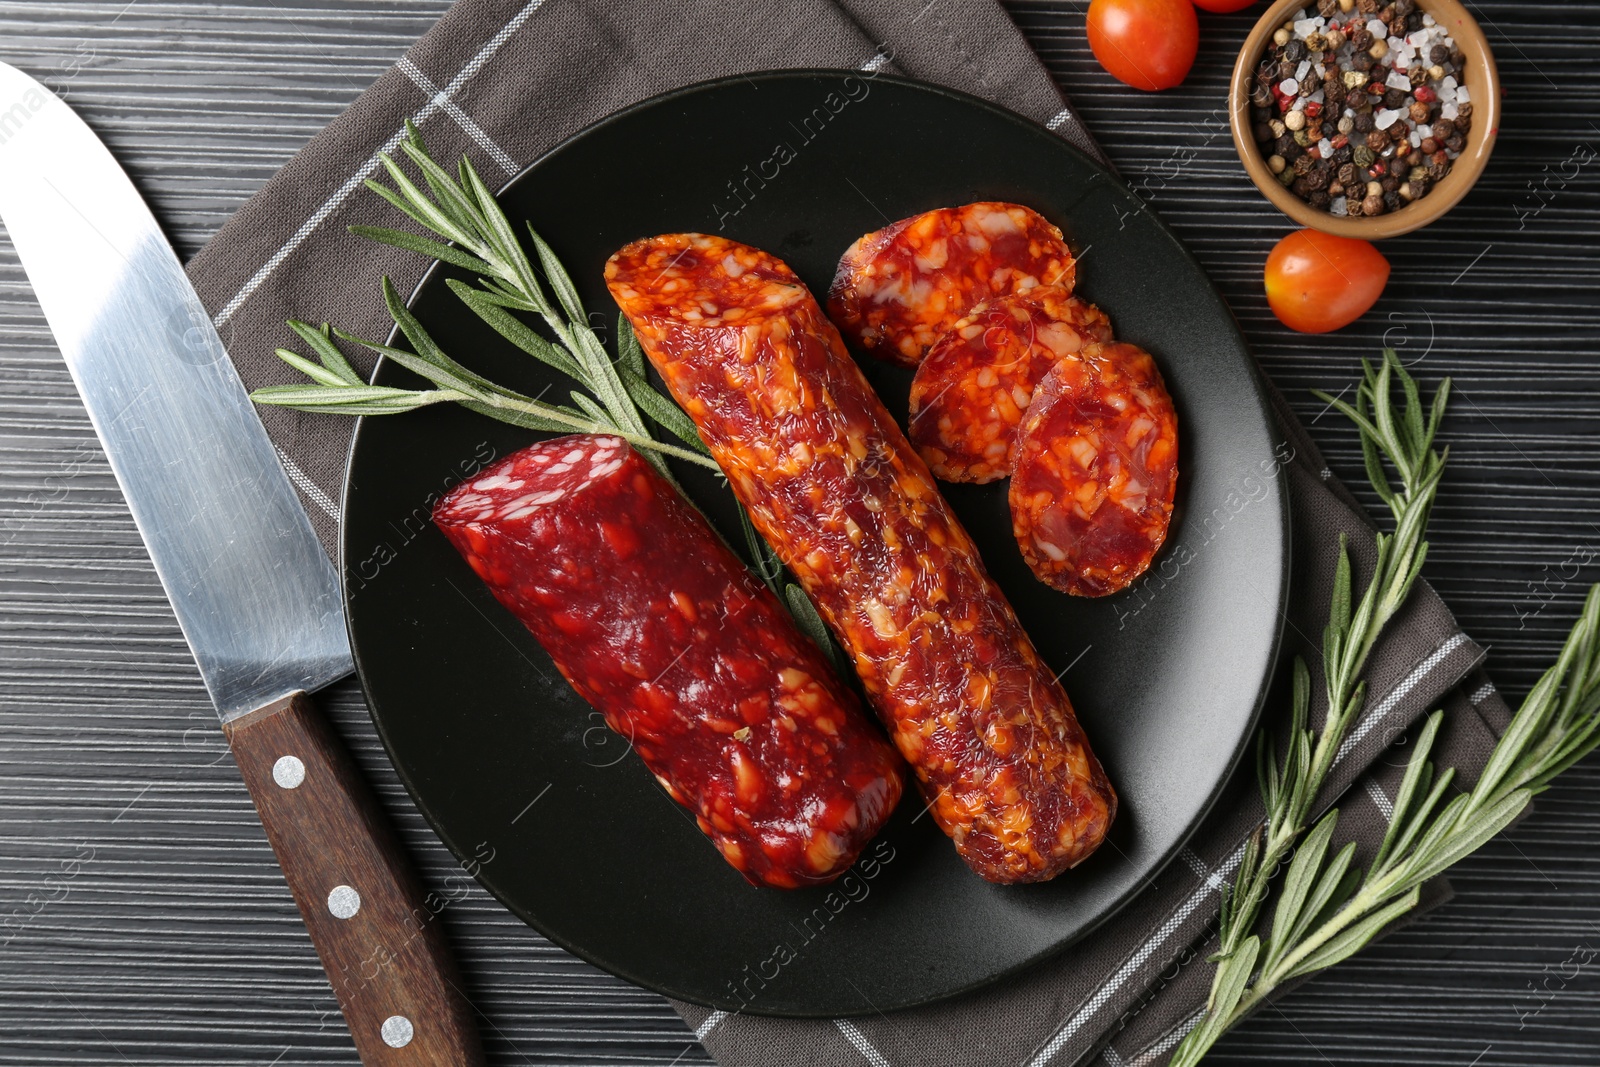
[1191,0,1258,11]
[1086,0,1200,92]
[1264,230,1391,334]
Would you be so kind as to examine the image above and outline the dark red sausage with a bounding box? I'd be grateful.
[607,234,1115,885]
[1010,342,1179,597]
[828,202,1078,368]
[433,434,904,888]
[908,286,1113,484]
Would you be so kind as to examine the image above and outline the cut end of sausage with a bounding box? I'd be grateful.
[909,286,1113,484]
[828,202,1078,367]
[1009,342,1180,598]
[606,233,808,329]
[434,434,630,531]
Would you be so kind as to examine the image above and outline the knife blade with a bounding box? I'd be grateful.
[0,61,484,1065]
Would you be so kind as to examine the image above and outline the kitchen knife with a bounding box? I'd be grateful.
[0,61,484,1066]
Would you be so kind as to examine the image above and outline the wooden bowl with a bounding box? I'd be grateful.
[1230,0,1500,239]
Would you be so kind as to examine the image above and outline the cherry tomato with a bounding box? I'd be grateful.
[1191,0,1258,12]
[1264,230,1391,334]
[1086,0,1200,92]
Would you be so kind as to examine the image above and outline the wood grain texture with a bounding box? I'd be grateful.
[0,2,1598,1065]
[222,692,483,1066]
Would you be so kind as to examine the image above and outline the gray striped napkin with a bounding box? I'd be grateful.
[183,1,1512,1064]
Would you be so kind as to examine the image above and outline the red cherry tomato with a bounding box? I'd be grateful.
[1264,230,1391,334]
[1191,0,1258,12]
[1086,0,1200,92]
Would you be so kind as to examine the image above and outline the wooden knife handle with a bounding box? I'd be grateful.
[223,692,485,1066]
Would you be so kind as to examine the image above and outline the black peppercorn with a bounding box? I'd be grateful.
[1429,43,1448,64]
[1354,111,1376,133]
[1254,122,1275,143]
[1454,112,1472,134]
[1252,104,1273,122]
[1352,52,1375,73]
[1302,71,1322,94]
[1387,157,1408,177]
[1444,133,1466,154]
[1428,160,1450,181]
[1325,80,1346,109]
[1308,164,1333,191]
[1292,176,1315,197]
[1410,175,1431,198]
[1338,162,1360,187]
[1294,153,1315,176]
[1357,0,1377,12]
[1394,0,1414,14]
[1365,129,1389,151]
[1433,117,1456,140]
[1384,190,1402,211]
[1406,10,1423,30]
[1457,101,1473,120]
[1285,38,1307,63]
[1363,192,1386,215]
[1275,134,1301,158]
[1310,189,1333,209]
[1381,175,1400,194]
[1350,26,1373,51]
[1318,0,1339,14]
[1384,88,1407,110]
[1333,144,1355,165]
[1388,16,1407,38]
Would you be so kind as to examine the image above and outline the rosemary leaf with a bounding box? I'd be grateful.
[446,278,584,380]
[617,315,648,380]
[620,369,712,454]
[350,224,496,276]
[283,321,365,385]
[1280,885,1421,980]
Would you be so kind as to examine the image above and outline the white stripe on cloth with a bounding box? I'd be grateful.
[1335,632,1471,765]
[1024,844,1246,1067]
[1045,107,1073,130]
[834,1018,892,1066]
[860,51,891,72]
[694,1010,727,1040]
[1126,1008,1206,1066]
[1365,779,1394,819]
[1101,1045,1126,1066]
[213,0,550,328]
[396,57,518,175]
[1027,631,1471,1066]
[1471,680,1496,704]
[275,447,339,521]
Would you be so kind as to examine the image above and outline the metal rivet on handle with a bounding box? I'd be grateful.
[327,884,360,919]
[381,1015,414,1048]
[272,755,305,789]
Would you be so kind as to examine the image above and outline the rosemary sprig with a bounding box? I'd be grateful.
[1204,349,1448,972]
[1171,352,1600,1064]
[250,121,717,477]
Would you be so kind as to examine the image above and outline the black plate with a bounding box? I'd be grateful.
[342,71,1290,1017]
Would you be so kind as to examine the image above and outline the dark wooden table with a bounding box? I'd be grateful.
[2,2,1597,1064]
